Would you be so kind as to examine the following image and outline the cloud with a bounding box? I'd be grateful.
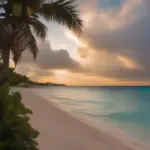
[15,62,54,79]
[14,0,150,85]
[22,40,80,70]
[15,40,81,82]
[75,0,150,82]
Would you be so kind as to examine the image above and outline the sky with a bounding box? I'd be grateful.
[15,0,150,86]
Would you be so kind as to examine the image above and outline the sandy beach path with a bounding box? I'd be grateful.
[20,88,142,150]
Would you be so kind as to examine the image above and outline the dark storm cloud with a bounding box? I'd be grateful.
[77,0,150,81]
[16,40,81,79]
[83,15,150,68]
[70,65,150,81]
[22,40,81,70]
[89,68,150,81]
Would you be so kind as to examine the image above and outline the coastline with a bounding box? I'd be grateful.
[20,88,148,150]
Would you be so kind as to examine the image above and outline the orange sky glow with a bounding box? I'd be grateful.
[15,0,150,86]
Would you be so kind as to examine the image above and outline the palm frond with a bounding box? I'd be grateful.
[27,28,38,60]
[11,23,27,65]
[39,0,83,34]
[28,17,47,40]
[11,23,38,65]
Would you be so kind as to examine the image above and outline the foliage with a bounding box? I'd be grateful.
[6,68,65,86]
[0,83,39,150]
[8,68,30,86]
[0,0,83,65]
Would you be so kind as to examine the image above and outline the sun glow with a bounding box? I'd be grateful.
[54,70,69,78]
[117,55,143,70]
[65,30,86,47]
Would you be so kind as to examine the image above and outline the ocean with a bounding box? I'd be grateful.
[31,86,150,146]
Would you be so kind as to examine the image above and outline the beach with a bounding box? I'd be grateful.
[20,88,147,150]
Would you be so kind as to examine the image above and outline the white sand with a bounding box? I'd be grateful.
[20,89,147,150]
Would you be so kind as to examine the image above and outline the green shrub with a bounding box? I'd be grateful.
[0,83,39,150]
[8,68,30,86]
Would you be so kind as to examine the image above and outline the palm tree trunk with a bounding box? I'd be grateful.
[22,0,28,20]
[0,49,10,86]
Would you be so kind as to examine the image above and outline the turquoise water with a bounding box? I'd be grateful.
[32,86,150,145]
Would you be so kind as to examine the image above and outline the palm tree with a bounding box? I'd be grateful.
[0,0,83,85]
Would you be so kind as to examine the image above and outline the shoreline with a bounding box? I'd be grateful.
[20,88,148,150]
